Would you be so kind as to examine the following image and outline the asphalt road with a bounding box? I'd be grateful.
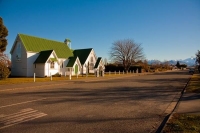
[0,71,191,133]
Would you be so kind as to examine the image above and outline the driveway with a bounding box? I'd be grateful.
[0,70,191,133]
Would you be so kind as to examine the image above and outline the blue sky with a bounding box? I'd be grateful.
[1,0,200,61]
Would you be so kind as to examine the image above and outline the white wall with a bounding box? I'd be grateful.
[11,39,27,76]
[44,61,59,77]
[82,49,97,74]
[27,52,39,77]
[66,58,82,76]
[58,58,68,76]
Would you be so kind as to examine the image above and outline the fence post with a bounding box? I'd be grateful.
[34,73,35,82]
[119,71,120,75]
[77,73,78,78]
[123,71,124,74]
[97,70,99,77]
[115,71,116,75]
[109,71,110,75]
[50,73,52,81]
[69,74,71,80]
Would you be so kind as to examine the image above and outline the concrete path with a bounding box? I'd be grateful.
[160,73,200,132]
[175,73,200,114]
[175,93,200,114]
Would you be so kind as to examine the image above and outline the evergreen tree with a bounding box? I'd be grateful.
[0,17,9,80]
[0,17,8,53]
[176,61,180,68]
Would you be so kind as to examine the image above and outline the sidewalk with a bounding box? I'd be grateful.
[175,92,200,114]
[175,73,200,114]
[161,73,200,132]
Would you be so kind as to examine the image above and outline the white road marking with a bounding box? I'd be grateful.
[0,108,47,129]
[0,98,47,109]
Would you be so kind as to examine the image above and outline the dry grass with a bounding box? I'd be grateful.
[0,73,137,85]
[186,74,200,93]
[163,113,200,133]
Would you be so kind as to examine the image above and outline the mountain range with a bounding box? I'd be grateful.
[148,58,196,66]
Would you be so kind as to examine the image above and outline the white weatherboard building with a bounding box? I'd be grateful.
[10,34,104,77]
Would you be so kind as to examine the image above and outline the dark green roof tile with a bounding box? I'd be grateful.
[66,57,77,67]
[34,50,53,64]
[94,57,102,68]
[73,48,92,65]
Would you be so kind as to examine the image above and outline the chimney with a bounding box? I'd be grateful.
[64,38,71,49]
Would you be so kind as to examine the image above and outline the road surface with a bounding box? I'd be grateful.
[0,71,191,133]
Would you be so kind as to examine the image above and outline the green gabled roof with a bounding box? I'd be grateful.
[73,48,92,64]
[34,50,53,64]
[66,56,77,67]
[19,34,73,58]
[94,57,102,68]
[50,58,57,61]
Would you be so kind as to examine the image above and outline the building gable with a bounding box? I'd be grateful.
[66,56,81,68]
[73,48,93,65]
[94,57,103,68]
[11,34,73,59]
[34,50,58,64]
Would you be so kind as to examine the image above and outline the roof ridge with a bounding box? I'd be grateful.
[74,48,93,51]
[17,33,73,58]
[40,49,54,52]
[18,33,65,44]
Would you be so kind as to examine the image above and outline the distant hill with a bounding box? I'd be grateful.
[148,58,196,66]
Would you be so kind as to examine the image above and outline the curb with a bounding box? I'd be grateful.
[158,77,191,133]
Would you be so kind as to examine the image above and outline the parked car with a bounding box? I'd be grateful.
[189,68,194,74]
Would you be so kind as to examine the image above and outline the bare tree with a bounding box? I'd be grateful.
[109,39,144,72]
[163,60,170,70]
[104,58,108,65]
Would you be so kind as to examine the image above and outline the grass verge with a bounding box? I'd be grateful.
[163,113,200,133]
[186,74,200,93]
[163,72,200,133]
[0,73,139,85]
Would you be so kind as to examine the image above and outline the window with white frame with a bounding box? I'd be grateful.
[60,62,63,68]
[50,62,54,68]
[90,57,93,62]
[89,63,94,70]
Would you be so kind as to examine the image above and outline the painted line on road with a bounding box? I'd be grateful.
[0,98,47,109]
[0,108,47,130]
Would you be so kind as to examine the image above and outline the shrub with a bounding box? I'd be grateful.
[0,61,10,80]
[52,73,61,77]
